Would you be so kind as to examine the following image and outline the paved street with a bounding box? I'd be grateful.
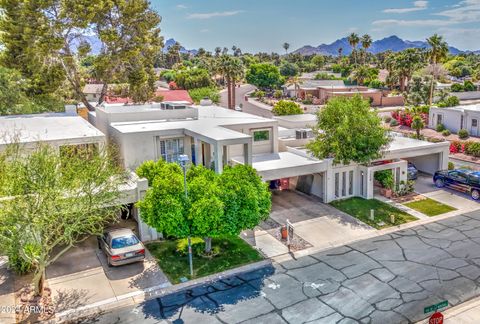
[77,210,480,324]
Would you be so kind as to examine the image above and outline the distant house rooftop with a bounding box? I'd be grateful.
[155,89,193,104]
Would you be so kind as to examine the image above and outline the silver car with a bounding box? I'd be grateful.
[98,228,145,267]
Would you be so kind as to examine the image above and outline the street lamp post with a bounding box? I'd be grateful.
[178,154,193,278]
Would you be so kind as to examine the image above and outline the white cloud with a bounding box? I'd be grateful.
[186,10,244,20]
[383,1,428,14]
[200,29,210,33]
[435,0,480,23]
[176,4,188,9]
[372,19,455,27]
[437,27,480,50]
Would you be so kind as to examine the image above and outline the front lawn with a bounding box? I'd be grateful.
[146,236,263,284]
[330,197,417,229]
[404,198,457,216]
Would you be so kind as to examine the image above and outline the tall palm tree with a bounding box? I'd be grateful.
[394,48,423,92]
[426,34,449,104]
[347,33,360,65]
[214,47,222,57]
[361,34,372,65]
[217,56,245,109]
[338,47,343,63]
[283,42,290,55]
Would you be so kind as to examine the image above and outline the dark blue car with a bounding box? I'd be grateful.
[433,169,480,200]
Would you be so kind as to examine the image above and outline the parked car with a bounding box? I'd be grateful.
[98,228,145,266]
[433,169,480,200]
[407,162,418,180]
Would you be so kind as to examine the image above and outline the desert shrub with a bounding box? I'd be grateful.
[451,83,464,92]
[273,90,283,99]
[464,80,476,92]
[458,129,469,139]
[442,129,451,136]
[272,100,303,115]
[384,116,392,123]
[436,123,446,132]
[188,87,220,104]
[465,142,480,157]
[390,119,399,126]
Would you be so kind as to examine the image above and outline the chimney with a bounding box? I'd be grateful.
[64,105,77,115]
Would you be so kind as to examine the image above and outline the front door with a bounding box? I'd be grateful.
[471,119,479,136]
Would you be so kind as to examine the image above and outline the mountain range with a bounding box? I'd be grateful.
[293,35,480,56]
[163,38,198,55]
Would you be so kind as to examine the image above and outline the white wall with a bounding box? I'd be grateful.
[407,153,442,175]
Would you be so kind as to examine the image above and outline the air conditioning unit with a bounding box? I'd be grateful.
[295,130,308,139]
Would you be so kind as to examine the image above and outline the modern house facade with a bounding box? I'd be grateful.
[429,104,480,136]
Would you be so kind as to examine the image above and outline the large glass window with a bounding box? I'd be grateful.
[349,171,354,195]
[334,173,339,198]
[156,137,184,162]
[253,130,270,142]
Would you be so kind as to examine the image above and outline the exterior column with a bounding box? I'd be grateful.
[243,142,252,165]
[214,143,223,173]
[194,138,203,166]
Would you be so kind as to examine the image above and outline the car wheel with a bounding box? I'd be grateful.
[472,190,480,200]
[435,179,445,188]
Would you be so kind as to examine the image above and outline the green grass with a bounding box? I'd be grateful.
[330,197,417,229]
[146,236,263,284]
[404,198,456,217]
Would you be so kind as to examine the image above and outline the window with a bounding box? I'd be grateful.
[111,235,139,249]
[437,114,443,125]
[349,171,354,195]
[334,173,339,198]
[155,137,184,162]
[253,130,270,142]
[342,172,346,197]
[473,119,478,128]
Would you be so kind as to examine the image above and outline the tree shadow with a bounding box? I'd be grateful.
[52,288,94,313]
[139,264,275,322]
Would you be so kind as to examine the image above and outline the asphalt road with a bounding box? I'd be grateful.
[78,210,480,324]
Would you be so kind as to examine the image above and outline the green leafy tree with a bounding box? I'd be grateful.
[272,100,303,115]
[0,143,124,296]
[307,95,391,165]
[407,76,432,107]
[174,68,213,90]
[411,115,424,139]
[311,55,325,69]
[246,63,284,90]
[188,87,220,104]
[0,0,162,110]
[385,49,424,91]
[136,162,271,255]
[279,62,299,77]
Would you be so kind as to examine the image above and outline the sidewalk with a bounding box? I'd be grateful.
[417,296,480,323]
[0,266,15,324]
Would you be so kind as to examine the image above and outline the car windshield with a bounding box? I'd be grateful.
[111,235,139,249]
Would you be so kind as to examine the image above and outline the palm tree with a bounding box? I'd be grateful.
[217,56,245,109]
[286,76,303,98]
[347,33,360,65]
[361,34,372,65]
[426,34,449,104]
[352,65,370,85]
[338,47,343,63]
[411,115,424,139]
[214,47,221,57]
[283,42,290,55]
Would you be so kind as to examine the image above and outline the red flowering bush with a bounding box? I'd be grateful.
[168,81,178,90]
[450,141,462,153]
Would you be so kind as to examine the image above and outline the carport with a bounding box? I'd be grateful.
[231,151,329,200]
[383,135,450,175]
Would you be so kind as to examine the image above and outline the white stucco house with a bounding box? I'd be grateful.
[429,104,480,136]
[0,102,450,241]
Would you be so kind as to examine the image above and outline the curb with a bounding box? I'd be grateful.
[55,259,272,323]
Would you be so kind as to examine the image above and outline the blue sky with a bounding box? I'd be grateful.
[151,0,480,52]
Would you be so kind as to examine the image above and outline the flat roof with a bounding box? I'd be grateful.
[437,104,480,113]
[386,134,446,152]
[0,113,105,145]
[110,106,275,142]
[274,114,317,122]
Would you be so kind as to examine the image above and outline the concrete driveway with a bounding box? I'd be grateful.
[414,174,480,213]
[45,221,171,313]
[254,191,375,257]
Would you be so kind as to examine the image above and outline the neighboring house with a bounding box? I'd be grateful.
[306,85,404,107]
[83,84,104,102]
[429,104,480,136]
[155,89,193,104]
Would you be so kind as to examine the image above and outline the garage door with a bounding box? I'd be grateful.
[408,153,441,175]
